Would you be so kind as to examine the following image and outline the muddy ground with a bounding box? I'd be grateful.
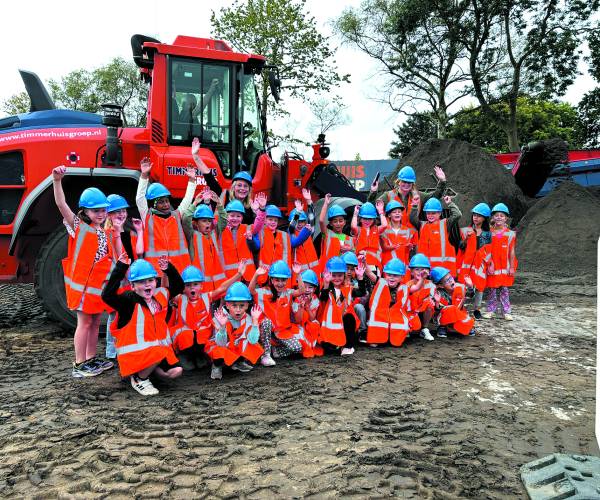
[0,274,597,499]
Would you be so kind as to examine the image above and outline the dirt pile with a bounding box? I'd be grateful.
[516,181,600,277]
[382,139,531,224]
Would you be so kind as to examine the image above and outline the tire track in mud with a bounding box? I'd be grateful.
[0,298,597,498]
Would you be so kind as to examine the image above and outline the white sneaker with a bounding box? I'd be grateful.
[210,365,223,380]
[369,343,379,348]
[130,376,159,396]
[503,313,513,321]
[341,347,355,356]
[260,355,276,367]
[481,311,495,319]
[419,328,434,341]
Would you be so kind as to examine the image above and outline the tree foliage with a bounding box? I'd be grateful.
[389,112,437,158]
[336,0,469,138]
[577,23,600,147]
[308,97,350,139]
[1,91,30,115]
[211,0,349,133]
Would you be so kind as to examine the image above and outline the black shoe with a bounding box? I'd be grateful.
[437,327,447,338]
[469,329,476,336]
[473,310,482,320]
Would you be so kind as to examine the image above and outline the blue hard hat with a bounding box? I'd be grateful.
[193,204,214,219]
[225,200,246,214]
[268,260,292,279]
[265,204,283,218]
[106,194,130,213]
[472,202,491,218]
[341,251,359,267]
[127,259,158,282]
[145,182,171,201]
[288,208,308,222]
[423,197,443,212]
[358,202,377,219]
[181,265,205,283]
[300,269,319,287]
[430,266,450,284]
[409,253,431,269]
[232,171,253,184]
[385,200,404,213]
[326,256,347,274]
[397,166,416,183]
[383,258,406,276]
[327,205,346,220]
[78,187,110,209]
[225,281,252,302]
[491,203,510,215]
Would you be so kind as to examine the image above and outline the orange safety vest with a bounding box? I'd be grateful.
[112,288,178,377]
[381,226,417,266]
[318,285,356,347]
[385,191,418,229]
[470,245,491,292]
[456,227,478,283]
[62,221,114,314]
[169,293,212,350]
[437,283,474,335]
[486,230,518,288]
[367,278,410,346]
[293,234,319,272]
[205,314,264,365]
[258,228,292,268]
[191,231,226,292]
[255,288,302,340]
[418,220,457,276]
[144,211,191,273]
[354,226,382,267]
[408,279,436,312]
[318,229,353,272]
[220,224,256,282]
[293,295,323,358]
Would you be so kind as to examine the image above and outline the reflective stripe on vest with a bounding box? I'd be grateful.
[421,220,456,265]
[193,232,226,281]
[258,229,290,267]
[321,290,351,331]
[368,279,408,330]
[145,211,189,258]
[490,231,515,275]
[384,227,412,260]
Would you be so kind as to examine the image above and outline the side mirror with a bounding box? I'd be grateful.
[268,70,281,103]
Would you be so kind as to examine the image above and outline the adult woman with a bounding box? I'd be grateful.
[368,165,448,229]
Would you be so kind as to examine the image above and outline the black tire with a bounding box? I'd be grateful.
[34,227,76,330]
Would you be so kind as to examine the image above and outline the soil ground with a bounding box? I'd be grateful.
[0,275,597,499]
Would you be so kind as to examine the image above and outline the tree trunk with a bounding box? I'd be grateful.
[506,126,520,152]
[437,109,448,139]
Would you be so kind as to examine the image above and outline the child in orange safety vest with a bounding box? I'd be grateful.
[367,258,423,347]
[318,193,354,272]
[292,269,323,357]
[101,255,184,396]
[380,200,418,269]
[407,253,437,341]
[430,266,476,337]
[481,203,518,321]
[52,165,115,378]
[288,188,319,273]
[318,257,366,356]
[168,260,250,370]
[249,260,308,366]
[415,195,461,277]
[351,200,387,271]
[206,282,264,380]
[136,157,194,274]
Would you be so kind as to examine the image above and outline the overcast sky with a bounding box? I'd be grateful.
[1,1,596,160]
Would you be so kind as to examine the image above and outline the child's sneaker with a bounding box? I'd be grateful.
[341,347,355,356]
[473,309,482,320]
[130,375,159,396]
[260,355,276,367]
[419,328,434,341]
[72,360,102,378]
[436,327,448,338]
[238,360,254,371]
[210,365,223,380]
[503,313,513,321]
[481,311,495,319]
[231,361,252,373]
[469,329,477,336]
[89,357,114,372]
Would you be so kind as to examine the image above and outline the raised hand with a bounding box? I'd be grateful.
[370,179,379,192]
[464,275,473,288]
[131,218,143,233]
[118,251,130,265]
[302,188,312,203]
[185,165,197,180]
[294,199,303,212]
[250,195,260,212]
[140,157,152,176]
[340,240,352,252]
[356,262,366,279]
[354,205,360,215]
[322,271,332,287]
[357,251,367,266]
[292,262,302,275]
[434,165,446,182]
[443,195,452,205]
[157,255,169,271]
[376,199,385,214]
[238,259,249,276]
[202,187,212,203]
[324,193,332,206]
[257,192,268,209]
[251,304,262,322]
[304,224,313,233]
[256,264,269,276]
[52,165,67,181]
[191,137,201,156]
[214,308,228,328]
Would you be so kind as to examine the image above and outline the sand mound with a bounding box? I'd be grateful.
[516,181,600,277]
[381,139,531,224]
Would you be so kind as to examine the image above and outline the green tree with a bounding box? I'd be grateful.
[1,91,30,115]
[389,112,437,158]
[448,97,584,153]
[454,0,598,151]
[578,24,600,147]
[211,0,349,138]
[336,0,469,138]
[48,58,147,126]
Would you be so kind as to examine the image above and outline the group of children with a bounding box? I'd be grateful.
[53,150,517,396]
